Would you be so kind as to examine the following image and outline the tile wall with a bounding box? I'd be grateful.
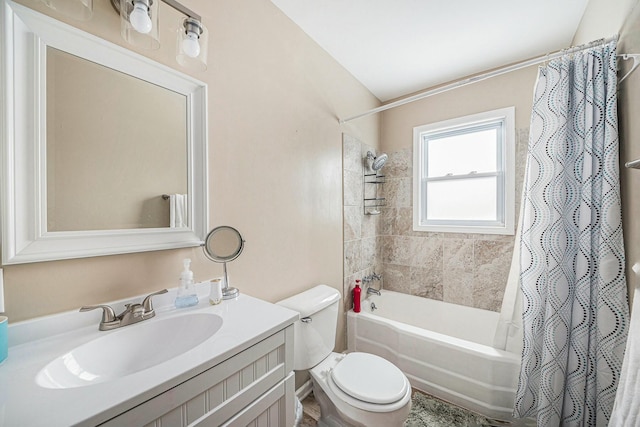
[343,129,528,313]
[342,134,384,314]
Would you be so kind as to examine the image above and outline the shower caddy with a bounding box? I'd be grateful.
[364,172,385,215]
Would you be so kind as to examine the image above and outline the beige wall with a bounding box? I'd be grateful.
[573,0,638,45]
[5,0,381,363]
[381,66,538,154]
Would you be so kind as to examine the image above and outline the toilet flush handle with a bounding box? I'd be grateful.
[301,316,312,323]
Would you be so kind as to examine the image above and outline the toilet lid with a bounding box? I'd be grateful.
[330,352,408,404]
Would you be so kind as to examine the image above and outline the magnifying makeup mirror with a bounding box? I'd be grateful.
[203,226,244,299]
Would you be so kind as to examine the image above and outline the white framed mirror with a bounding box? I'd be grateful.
[0,0,208,264]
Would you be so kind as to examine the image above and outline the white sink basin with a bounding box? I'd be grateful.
[36,313,223,389]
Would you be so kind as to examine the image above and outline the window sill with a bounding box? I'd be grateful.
[413,223,514,235]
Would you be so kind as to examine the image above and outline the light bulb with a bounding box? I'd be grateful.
[181,31,200,58]
[129,2,152,34]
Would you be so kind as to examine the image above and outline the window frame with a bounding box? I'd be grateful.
[412,107,515,235]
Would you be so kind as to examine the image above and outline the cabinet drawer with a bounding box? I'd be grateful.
[101,326,294,427]
[219,372,294,427]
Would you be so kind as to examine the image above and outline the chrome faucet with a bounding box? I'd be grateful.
[80,289,168,331]
[367,287,381,296]
[363,271,383,295]
[362,272,382,284]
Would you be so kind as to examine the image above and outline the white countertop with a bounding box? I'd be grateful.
[0,284,298,426]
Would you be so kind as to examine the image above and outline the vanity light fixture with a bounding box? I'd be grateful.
[40,0,207,70]
[112,0,208,70]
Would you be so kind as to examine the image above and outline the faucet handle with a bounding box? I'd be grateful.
[142,289,168,312]
[79,304,117,323]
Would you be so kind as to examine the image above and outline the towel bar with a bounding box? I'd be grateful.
[625,159,640,169]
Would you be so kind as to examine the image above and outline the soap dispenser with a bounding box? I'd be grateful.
[175,258,199,308]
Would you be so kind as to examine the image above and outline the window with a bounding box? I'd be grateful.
[413,107,515,235]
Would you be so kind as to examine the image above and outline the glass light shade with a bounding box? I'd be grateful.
[176,18,208,71]
[119,0,160,50]
[41,0,93,20]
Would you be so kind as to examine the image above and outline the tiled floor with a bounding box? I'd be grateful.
[300,389,510,427]
[300,393,321,427]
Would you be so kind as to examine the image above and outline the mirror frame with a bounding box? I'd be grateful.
[0,0,209,264]
[203,226,245,263]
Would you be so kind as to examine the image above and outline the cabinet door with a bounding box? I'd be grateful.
[101,326,294,427]
[219,372,294,427]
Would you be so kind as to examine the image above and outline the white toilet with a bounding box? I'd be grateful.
[277,285,412,427]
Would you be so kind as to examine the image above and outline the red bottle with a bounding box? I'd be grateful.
[353,280,362,313]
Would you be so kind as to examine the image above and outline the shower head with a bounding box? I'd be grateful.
[367,151,388,171]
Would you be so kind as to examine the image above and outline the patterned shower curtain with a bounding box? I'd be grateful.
[513,40,629,426]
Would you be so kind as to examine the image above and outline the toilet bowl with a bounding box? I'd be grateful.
[277,285,411,427]
[310,352,412,427]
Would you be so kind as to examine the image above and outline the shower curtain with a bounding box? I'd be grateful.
[513,40,629,426]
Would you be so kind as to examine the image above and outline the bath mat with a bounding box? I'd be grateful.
[301,390,508,427]
[404,392,495,427]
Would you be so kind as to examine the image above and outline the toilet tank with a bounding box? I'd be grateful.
[276,285,341,370]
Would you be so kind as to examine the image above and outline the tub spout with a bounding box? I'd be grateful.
[367,287,381,296]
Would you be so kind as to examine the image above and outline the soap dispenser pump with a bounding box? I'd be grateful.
[175,258,199,308]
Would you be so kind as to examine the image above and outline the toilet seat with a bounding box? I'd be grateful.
[331,352,409,405]
[324,370,411,413]
[314,352,410,413]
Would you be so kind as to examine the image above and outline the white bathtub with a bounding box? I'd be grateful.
[347,290,521,421]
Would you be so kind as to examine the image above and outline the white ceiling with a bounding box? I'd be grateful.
[270,0,591,101]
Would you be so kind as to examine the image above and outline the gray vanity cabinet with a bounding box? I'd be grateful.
[99,326,295,427]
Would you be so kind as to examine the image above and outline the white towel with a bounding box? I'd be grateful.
[609,281,640,426]
[169,194,187,228]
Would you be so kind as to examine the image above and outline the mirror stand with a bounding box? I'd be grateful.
[203,226,245,300]
[222,262,239,299]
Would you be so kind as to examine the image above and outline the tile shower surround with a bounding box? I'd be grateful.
[343,130,528,312]
[343,134,384,315]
